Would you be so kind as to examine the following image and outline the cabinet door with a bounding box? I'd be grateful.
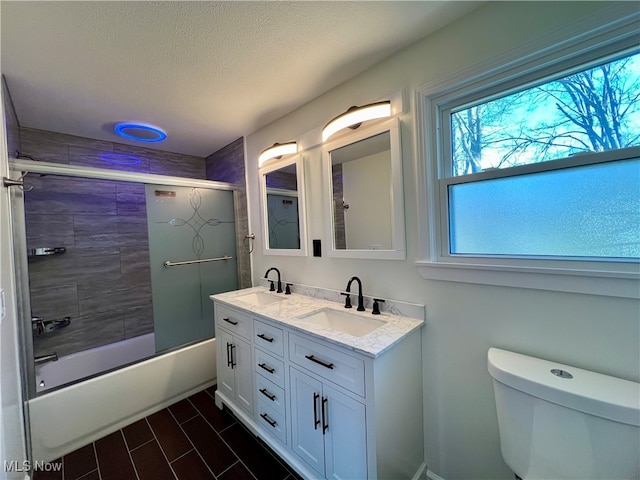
[323,384,367,480]
[234,337,253,414]
[290,368,325,477]
[217,329,235,400]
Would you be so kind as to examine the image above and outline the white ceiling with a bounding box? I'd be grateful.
[1,1,480,158]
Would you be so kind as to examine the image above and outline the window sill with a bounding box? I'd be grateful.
[415,260,640,299]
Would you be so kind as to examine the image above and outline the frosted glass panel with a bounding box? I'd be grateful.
[146,186,238,353]
[448,159,640,258]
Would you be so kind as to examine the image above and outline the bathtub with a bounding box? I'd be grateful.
[28,337,216,463]
[35,333,156,393]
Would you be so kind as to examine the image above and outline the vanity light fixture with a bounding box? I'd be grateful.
[321,101,391,142]
[258,142,298,167]
[114,123,167,143]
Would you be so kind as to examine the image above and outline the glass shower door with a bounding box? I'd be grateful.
[145,185,238,353]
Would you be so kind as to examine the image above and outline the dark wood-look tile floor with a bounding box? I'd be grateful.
[33,386,303,480]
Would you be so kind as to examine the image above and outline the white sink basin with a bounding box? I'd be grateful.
[235,292,285,306]
[297,308,386,337]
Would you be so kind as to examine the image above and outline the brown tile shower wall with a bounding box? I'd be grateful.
[20,128,208,357]
[26,175,153,357]
[206,137,251,289]
[20,128,207,177]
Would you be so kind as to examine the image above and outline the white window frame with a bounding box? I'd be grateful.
[414,10,640,298]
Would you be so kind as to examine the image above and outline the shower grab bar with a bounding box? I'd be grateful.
[164,255,233,267]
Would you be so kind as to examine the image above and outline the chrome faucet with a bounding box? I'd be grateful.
[34,352,58,366]
[264,267,283,293]
[346,276,365,311]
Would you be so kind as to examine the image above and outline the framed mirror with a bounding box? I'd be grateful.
[322,117,405,260]
[260,154,308,256]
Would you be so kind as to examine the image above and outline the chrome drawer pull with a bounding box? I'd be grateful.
[260,413,277,428]
[305,354,334,370]
[258,363,275,374]
[259,388,276,401]
[257,333,274,343]
[223,317,238,326]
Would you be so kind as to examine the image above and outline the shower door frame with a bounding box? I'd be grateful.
[9,158,238,401]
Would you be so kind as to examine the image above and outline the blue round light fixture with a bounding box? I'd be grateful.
[114,123,167,143]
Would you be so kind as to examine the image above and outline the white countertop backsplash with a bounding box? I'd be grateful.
[211,283,425,358]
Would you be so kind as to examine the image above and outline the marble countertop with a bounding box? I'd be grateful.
[210,286,424,358]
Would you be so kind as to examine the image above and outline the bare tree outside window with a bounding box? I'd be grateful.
[451,51,640,176]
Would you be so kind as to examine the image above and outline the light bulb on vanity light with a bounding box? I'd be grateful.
[258,142,298,167]
[321,101,391,142]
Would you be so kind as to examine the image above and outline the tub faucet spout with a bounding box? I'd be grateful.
[34,352,58,366]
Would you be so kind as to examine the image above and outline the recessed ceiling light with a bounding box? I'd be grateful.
[114,123,167,143]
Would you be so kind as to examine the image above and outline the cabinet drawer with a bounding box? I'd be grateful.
[257,398,287,445]
[289,334,365,396]
[215,304,252,340]
[254,320,284,357]
[255,375,286,416]
[255,349,285,388]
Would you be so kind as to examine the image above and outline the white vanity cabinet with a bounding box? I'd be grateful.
[212,294,425,480]
[290,366,367,478]
[215,304,254,415]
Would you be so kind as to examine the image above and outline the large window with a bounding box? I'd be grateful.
[417,22,640,297]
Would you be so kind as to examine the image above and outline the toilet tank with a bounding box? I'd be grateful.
[488,348,639,480]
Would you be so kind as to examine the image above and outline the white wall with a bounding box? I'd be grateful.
[245,2,640,479]
[1,82,28,479]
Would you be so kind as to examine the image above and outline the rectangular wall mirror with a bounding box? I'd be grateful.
[260,154,308,256]
[322,117,405,260]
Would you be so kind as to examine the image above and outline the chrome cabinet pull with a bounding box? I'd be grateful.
[305,354,334,370]
[223,317,238,325]
[257,333,274,343]
[313,392,320,430]
[258,363,275,374]
[322,396,329,434]
[259,388,276,401]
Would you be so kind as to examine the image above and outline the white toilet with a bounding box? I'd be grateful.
[488,347,640,479]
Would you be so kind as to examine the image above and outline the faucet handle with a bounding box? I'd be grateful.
[372,298,385,315]
[268,280,275,291]
[285,283,292,295]
[341,292,352,309]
